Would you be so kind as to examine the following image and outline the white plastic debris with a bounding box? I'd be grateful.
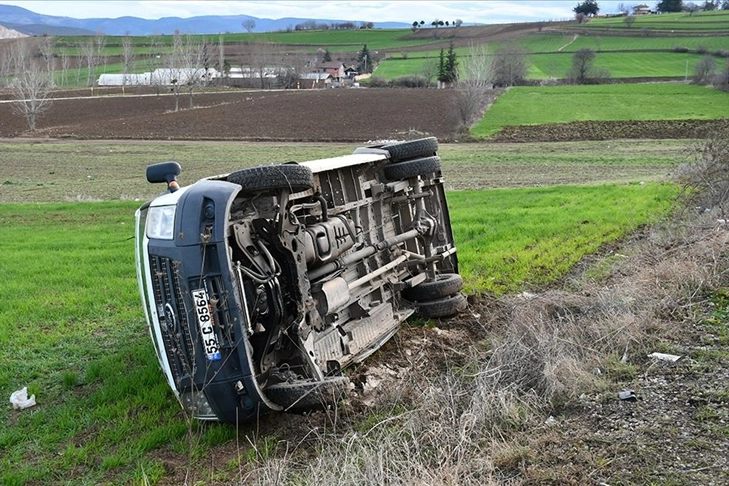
[10,387,36,410]
[648,352,682,363]
[618,390,637,401]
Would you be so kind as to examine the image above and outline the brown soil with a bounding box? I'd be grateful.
[0,88,461,142]
[0,86,718,144]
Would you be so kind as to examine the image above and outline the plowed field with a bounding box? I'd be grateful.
[0,88,461,142]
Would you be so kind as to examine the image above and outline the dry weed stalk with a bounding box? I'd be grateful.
[234,130,729,484]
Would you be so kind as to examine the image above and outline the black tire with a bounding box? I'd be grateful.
[227,164,313,193]
[402,273,464,302]
[265,376,350,413]
[416,293,467,318]
[384,156,442,181]
[381,137,438,163]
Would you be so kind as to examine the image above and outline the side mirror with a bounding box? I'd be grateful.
[146,161,182,192]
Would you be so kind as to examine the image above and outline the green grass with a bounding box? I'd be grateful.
[0,140,688,203]
[450,183,678,293]
[574,9,729,31]
[374,45,725,81]
[0,137,685,483]
[556,34,729,52]
[528,50,708,79]
[471,83,729,137]
[56,28,440,53]
[0,202,242,484]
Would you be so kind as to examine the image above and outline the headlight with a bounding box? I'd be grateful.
[146,205,176,240]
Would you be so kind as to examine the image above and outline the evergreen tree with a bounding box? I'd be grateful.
[323,49,332,62]
[573,0,600,15]
[438,43,458,83]
[445,43,458,82]
[437,48,447,83]
[357,44,371,73]
[656,0,683,11]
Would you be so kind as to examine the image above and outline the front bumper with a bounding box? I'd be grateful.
[135,179,280,423]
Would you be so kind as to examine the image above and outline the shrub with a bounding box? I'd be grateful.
[366,76,389,88]
[676,119,729,217]
[713,67,729,92]
[697,45,709,55]
[391,75,429,88]
[673,46,689,53]
[694,55,717,85]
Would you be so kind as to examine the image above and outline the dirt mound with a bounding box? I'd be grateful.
[489,119,727,142]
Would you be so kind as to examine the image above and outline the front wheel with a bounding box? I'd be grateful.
[265,376,350,413]
[227,164,314,194]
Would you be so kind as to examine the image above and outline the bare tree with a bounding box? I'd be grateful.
[250,42,281,89]
[81,38,96,86]
[0,41,12,85]
[624,14,637,28]
[218,34,225,75]
[169,30,185,111]
[694,55,717,85]
[59,51,70,87]
[454,43,494,132]
[242,18,256,33]
[491,43,528,87]
[147,36,165,96]
[121,33,134,89]
[567,47,611,84]
[419,58,439,87]
[8,40,53,132]
[38,36,55,73]
[95,31,107,78]
[685,1,700,14]
[185,36,213,108]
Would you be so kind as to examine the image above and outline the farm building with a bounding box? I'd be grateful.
[314,62,358,82]
[633,4,654,14]
[226,67,280,79]
[97,68,219,86]
[97,73,151,86]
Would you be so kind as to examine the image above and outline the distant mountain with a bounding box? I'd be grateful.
[0,3,411,36]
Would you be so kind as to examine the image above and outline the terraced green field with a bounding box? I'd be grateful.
[472,83,729,137]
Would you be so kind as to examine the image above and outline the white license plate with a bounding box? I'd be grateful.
[191,288,221,361]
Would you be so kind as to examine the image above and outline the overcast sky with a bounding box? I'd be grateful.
[3,1,628,25]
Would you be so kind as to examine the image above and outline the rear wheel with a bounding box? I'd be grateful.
[403,273,464,302]
[381,137,438,162]
[416,293,467,318]
[228,164,313,193]
[384,156,442,181]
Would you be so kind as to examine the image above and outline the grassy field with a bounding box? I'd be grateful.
[517,33,729,52]
[0,137,685,483]
[574,9,729,31]
[0,139,688,203]
[41,7,729,87]
[527,50,707,79]
[471,83,729,137]
[375,49,710,81]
